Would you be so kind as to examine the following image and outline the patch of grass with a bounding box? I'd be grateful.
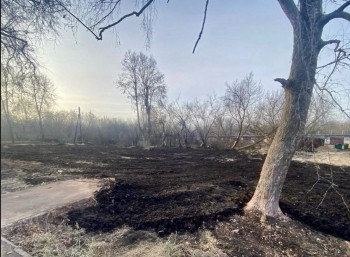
[161,234,183,257]
[25,229,95,257]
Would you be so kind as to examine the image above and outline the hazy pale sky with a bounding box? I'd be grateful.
[37,0,349,120]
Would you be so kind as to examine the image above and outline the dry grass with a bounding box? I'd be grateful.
[3,216,231,257]
[293,150,350,166]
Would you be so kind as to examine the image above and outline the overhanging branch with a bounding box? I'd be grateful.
[90,0,121,30]
[319,1,350,28]
[56,1,100,39]
[97,0,155,40]
[193,0,210,54]
[318,39,340,51]
[317,39,348,70]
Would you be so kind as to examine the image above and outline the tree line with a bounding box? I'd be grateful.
[2,52,348,147]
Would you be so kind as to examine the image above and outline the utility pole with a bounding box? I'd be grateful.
[74,107,83,144]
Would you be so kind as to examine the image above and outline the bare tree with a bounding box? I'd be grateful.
[224,73,262,149]
[0,64,19,143]
[117,51,143,135]
[151,106,171,146]
[138,53,167,141]
[12,86,36,139]
[117,51,166,144]
[1,0,62,142]
[27,74,56,140]
[250,90,284,144]
[245,1,350,218]
[1,0,63,72]
[166,99,194,148]
[211,115,236,149]
[323,118,350,134]
[187,94,222,148]
[1,67,56,143]
[304,94,333,135]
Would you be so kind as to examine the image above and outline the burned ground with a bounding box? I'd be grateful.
[1,144,349,243]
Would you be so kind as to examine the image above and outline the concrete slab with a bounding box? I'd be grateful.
[1,179,100,227]
[1,237,31,257]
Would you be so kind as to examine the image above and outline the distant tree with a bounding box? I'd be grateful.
[211,115,236,149]
[166,99,194,148]
[117,51,166,144]
[224,73,262,148]
[12,86,36,139]
[1,0,61,142]
[322,119,350,134]
[138,53,167,141]
[117,51,143,135]
[304,94,333,135]
[250,90,284,144]
[151,106,170,146]
[187,94,222,148]
[44,110,77,141]
[0,64,20,143]
[27,74,56,140]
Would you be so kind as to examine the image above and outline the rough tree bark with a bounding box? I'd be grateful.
[245,0,349,217]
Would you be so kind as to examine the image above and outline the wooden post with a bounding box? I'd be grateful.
[74,107,83,144]
[79,107,83,144]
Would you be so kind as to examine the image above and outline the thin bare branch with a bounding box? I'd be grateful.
[97,0,156,40]
[192,0,210,54]
[317,54,349,70]
[315,83,350,119]
[90,0,121,30]
[307,152,350,213]
[56,1,100,39]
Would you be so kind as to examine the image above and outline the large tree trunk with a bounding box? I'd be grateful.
[245,0,323,217]
[245,81,314,217]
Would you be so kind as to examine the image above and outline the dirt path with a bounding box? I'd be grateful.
[1,179,101,227]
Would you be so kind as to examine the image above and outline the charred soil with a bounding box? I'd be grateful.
[1,144,350,256]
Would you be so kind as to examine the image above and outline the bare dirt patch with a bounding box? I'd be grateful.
[1,144,349,256]
[293,147,350,167]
